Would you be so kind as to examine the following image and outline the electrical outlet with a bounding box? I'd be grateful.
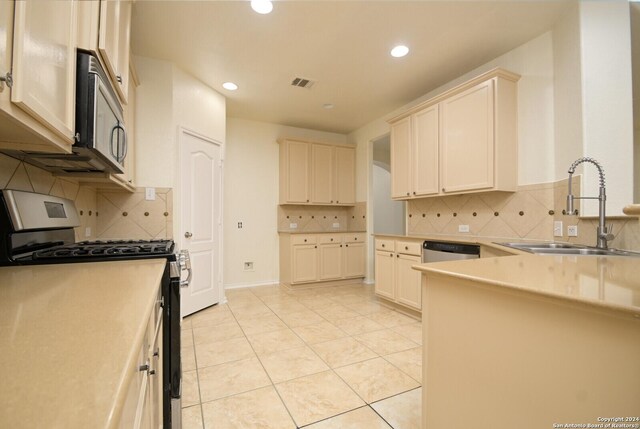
[568,225,578,237]
[553,221,563,237]
[290,223,298,229]
[243,262,254,271]
[237,221,243,229]
[458,225,470,233]
[145,187,156,201]
[333,223,340,228]
[85,227,91,237]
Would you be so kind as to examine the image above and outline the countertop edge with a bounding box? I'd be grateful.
[413,257,640,316]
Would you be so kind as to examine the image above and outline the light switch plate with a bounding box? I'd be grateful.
[553,221,563,237]
[332,223,340,228]
[458,225,470,233]
[145,187,156,201]
[85,227,91,237]
[290,223,298,229]
[568,225,578,237]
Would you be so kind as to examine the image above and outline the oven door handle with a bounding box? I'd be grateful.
[179,249,192,287]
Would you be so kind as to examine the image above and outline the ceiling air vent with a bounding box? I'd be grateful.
[291,77,315,89]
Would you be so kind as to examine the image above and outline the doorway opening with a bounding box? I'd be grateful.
[371,134,405,235]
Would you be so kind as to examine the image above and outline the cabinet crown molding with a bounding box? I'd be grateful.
[387,67,521,124]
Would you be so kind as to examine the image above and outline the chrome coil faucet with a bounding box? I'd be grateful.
[566,157,613,249]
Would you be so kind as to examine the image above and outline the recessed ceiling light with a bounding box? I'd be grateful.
[222,82,238,91]
[251,0,273,14]
[390,45,409,58]
[323,103,334,110]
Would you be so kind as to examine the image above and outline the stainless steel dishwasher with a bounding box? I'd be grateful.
[422,240,481,263]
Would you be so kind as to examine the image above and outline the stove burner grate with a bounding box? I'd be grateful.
[32,240,174,261]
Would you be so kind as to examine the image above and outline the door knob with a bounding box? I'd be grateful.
[184,232,193,238]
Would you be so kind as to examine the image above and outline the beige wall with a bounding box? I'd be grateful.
[133,55,226,245]
[224,117,349,289]
[577,2,634,217]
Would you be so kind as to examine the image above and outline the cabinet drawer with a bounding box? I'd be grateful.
[375,239,395,252]
[396,240,422,256]
[292,235,317,245]
[344,233,366,244]
[318,234,343,244]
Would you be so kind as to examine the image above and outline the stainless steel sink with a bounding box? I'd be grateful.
[496,242,640,257]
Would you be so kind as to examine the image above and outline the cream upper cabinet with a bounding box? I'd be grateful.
[390,117,411,199]
[280,140,311,204]
[0,0,76,152]
[412,105,439,196]
[335,146,355,205]
[98,0,131,104]
[440,80,494,193]
[279,139,356,206]
[311,144,334,204]
[116,63,138,187]
[388,68,519,199]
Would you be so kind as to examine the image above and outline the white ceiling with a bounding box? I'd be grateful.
[131,0,573,134]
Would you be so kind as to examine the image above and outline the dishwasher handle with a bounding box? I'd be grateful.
[422,241,480,256]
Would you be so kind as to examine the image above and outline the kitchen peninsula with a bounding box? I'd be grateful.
[414,253,640,428]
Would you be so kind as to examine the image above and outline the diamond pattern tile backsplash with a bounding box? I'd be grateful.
[0,153,98,242]
[0,153,172,242]
[407,177,640,252]
[278,202,366,233]
[96,188,173,240]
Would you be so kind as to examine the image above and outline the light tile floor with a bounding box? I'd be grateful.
[181,283,422,429]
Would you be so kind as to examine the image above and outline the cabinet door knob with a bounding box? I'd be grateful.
[184,231,193,238]
[331,200,334,203]
[382,244,385,248]
[330,238,333,241]
[413,192,416,195]
[306,199,310,202]
[340,244,343,247]
[314,245,317,248]
[442,188,445,192]
[304,239,307,242]
[405,246,408,250]
[116,74,122,83]
[139,363,149,372]
[397,254,399,258]
[406,192,410,196]
[337,200,339,203]
[389,253,393,257]
[346,244,349,247]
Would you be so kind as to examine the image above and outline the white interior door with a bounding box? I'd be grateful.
[180,128,222,317]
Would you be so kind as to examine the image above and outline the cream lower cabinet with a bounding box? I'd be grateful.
[292,243,319,283]
[374,238,422,311]
[0,0,76,152]
[280,233,366,285]
[118,286,163,429]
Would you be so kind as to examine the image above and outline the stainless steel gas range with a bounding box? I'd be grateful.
[0,189,190,428]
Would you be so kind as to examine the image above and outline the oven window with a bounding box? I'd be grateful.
[44,201,66,219]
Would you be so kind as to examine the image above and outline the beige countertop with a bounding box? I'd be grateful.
[279,230,367,234]
[372,232,530,254]
[414,254,640,315]
[0,259,166,428]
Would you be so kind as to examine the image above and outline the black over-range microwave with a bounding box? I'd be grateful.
[2,51,127,174]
